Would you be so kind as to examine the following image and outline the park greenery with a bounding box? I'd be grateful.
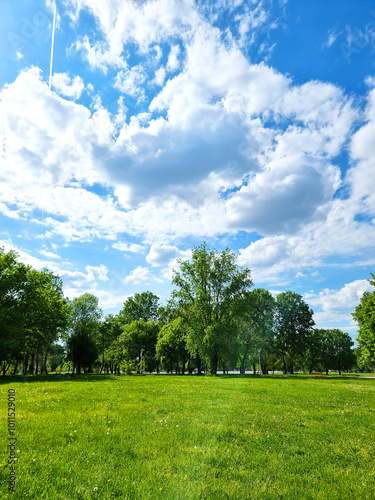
[1,244,374,376]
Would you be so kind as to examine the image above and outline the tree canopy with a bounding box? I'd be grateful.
[353,275,375,366]
[171,242,253,374]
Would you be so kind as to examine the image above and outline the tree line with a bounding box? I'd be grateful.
[1,244,373,376]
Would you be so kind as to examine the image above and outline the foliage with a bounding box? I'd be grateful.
[353,274,375,365]
[274,291,315,374]
[172,242,253,374]
[311,328,355,375]
[120,319,160,373]
[97,315,124,373]
[65,293,102,374]
[238,288,276,374]
[0,248,68,375]
[119,291,160,324]
[156,317,190,373]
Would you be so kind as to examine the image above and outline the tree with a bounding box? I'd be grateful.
[327,329,355,375]
[0,249,29,375]
[353,275,375,366]
[156,317,189,374]
[238,288,276,374]
[97,314,123,373]
[119,291,160,325]
[310,328,355,375]
[120,320,159,373]
[172,243,253,374]
[0,248,68,375]
[65,293,102,374]
[274,291,315,374]
[22,268,69,374]
[301,328,329,374]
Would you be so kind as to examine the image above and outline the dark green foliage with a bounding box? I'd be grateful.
[274,291,315,374]
[65,293,102,374]
[120,319,160,373]
[238,288,276,374]
[156,317,189,373]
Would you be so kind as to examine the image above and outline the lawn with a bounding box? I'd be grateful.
[1,374,375,499]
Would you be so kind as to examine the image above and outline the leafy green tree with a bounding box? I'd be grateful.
[327,329,355,375]
[172,243,253,374]
[49,343,65,371]
[22,268,68,374]
[0,249,29,375]
[274,291,315,374]
[0,248,68,375]
[120,320,159,373]
[238,288,276,374]
[65,293,102,374]
[353,275,375,366]
[156,317,189,374]
[354,346,375,372]
[97,314,123,373]
[302,328,326,374]
[119,291,160,325]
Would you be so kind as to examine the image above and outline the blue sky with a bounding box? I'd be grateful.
[1,0,375,339]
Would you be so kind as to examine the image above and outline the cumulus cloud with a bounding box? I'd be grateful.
[146,244,191,267]
[124,266,163,285]
[112,242,145,253]
[85,264,109,282]
[113,65,147,99]
[306,280,372,313]
[51,73,85,99]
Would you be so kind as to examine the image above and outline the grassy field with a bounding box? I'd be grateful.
[1,374,375,500]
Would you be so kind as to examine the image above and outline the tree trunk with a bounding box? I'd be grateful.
[12,360,19,375]
[210,352,218,375]
[22,353,28,376]
[290,356,294,375]
[28,353,35,374]
[239,357,245,374]
[197,357,202,375]
[2,361,10,376]
[35,349,40,375]
[42,350,49,374]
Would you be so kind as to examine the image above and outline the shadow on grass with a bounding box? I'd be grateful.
[0,373,126,384]
[1,372,369,384]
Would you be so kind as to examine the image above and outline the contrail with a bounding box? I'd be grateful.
[49,1,57,90]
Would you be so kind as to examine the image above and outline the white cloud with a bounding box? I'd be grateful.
[323,29,341,48]
[51,73,85,99]
[305,279,373,334]
[85,264,109,282]
[112,242,145,253]
[124,266,163,285]
[166,45,180,71]
[114,65,147,99]
[39,249,61,259]
[153,67,166,86]
[146,244,191,267]
[347,79,375,218]
[72,35,128,72]
[306,280,372,313]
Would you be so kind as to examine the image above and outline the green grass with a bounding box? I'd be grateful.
[1,374,375,499]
